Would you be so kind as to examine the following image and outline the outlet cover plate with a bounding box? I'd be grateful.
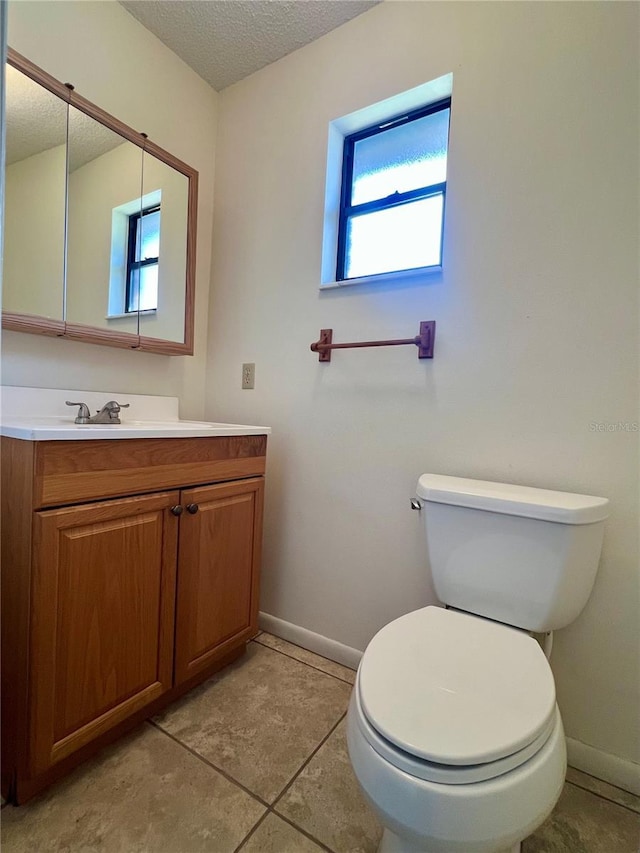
[242,363,255,389]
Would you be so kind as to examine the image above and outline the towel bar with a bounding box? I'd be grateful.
[310,321,435,363]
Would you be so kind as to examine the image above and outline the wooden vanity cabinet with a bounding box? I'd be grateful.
[1,434,266,803]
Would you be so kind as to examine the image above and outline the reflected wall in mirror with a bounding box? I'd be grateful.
[3,62,67,323]
[66,107,143,337]
[2,49,198,355]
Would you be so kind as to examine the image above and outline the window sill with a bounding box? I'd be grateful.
[320,264,442,290]
[106,309,157,320]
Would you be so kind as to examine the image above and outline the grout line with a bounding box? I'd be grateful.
[271,710,348,811]
[149,653,350,853]
[151,714,343,853]
[565,780,640,816]
[148,720,271,809]
[270,810,336,852]
[232,809,271,853]
[251,637,356,686]
[234,807,335,853]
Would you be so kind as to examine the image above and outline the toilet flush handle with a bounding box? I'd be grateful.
[410,499,422,511]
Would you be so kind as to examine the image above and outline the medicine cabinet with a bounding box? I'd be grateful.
[3,49,198,355]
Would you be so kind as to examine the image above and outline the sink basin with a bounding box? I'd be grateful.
[0,416,271,441]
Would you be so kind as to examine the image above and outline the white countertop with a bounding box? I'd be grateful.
[1,417,271,441]
[1,386,271,441]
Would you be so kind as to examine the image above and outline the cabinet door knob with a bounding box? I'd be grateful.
[170,505,183,516]
[186,503,199,514]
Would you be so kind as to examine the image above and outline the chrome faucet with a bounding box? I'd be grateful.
[66,400,130,425]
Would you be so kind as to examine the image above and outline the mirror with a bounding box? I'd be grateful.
[3,62,67,325]
[2,49,198,355]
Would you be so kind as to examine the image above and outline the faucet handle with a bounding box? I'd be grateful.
[66,401,91,423]
[100,400,130,411]
[97,401,130,423]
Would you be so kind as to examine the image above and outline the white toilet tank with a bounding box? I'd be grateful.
[416,474,609,633]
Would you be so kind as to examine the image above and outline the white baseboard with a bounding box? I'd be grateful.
[566,737,640,796]
[258,612,363,671]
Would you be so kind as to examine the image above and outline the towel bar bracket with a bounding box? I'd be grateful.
[417,321,436,359]
[316,329,333,362]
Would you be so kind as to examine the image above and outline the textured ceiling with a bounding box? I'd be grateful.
[119,0,380,91]
[5,65,67,165]
[6,66,125,170]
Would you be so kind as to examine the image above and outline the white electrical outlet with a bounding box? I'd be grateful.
[242,363,255,390]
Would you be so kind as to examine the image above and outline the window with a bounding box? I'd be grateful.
[336,98,450,282]
[125,204,161,312]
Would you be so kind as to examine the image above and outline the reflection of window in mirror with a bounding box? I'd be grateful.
[107,190,161,318]
[126,205,161,312]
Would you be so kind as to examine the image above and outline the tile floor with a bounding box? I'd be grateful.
[2,632,639,853]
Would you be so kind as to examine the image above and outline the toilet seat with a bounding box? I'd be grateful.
[354,679,559,784]
[358,606,557,781]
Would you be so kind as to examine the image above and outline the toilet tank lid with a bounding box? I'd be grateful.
[416,474,609,524]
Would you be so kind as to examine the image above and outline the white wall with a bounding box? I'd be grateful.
[3,0,218,417]
[206,0,639,785]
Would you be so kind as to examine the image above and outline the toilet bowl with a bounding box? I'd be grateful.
[347,606,566,853]
[346,474,609,853]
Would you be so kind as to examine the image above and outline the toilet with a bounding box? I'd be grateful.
[347,474,609,853]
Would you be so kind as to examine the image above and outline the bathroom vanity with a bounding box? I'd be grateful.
[1,389,270,803]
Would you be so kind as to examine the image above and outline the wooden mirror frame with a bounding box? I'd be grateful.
[3,49,198,356]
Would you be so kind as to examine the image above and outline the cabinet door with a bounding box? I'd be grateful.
[29,491,179,775]
[174,477,264,684]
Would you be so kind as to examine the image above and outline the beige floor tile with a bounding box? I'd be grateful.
[276,719,382,853]
[523,780,640,853]
[239,813,327,853]
[566,766,640,814]
[154,643,351,803]
[255,633,357,685]
[0,724,265,853]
